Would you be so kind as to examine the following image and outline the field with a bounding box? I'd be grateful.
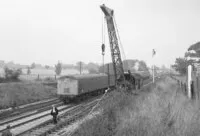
[20,68,89,81]
[0,82,57,109]
[0,68,88,81]
[0,68,89,109]
[72,76,200,136]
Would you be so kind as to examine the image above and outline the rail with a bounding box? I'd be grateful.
[17,97,101,136]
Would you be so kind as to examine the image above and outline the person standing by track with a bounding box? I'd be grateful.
[50,105,59,124]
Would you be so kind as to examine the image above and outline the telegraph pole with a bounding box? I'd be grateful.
[80,61,82,74]
[152,49,156,83]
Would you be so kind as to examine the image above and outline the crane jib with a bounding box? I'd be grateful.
[100,4,114,17]
[100,4,126,87]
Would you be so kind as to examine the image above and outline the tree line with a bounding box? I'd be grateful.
[31,60,150,76]
[172,42,200,75]
[0,59,150,82]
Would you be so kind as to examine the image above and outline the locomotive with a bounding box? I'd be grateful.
[57,72,149,103]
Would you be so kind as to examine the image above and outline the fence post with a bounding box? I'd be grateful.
[181,82,183,92]
[55,75,56,80]
[191,81,195,99]
[184,83,186,95]
[193,78,197,100]
[37,74,39,80]
[197,77,199,100]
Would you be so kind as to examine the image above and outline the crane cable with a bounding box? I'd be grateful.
[113,15,126,60]
[113,15,132,70]
[101,13,106,73]
[102,13,105,45]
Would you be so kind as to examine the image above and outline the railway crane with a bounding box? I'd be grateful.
[100,4,133,89]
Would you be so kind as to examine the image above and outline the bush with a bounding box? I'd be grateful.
[4,67,22,81]
[44,77,55,82]
[0,77,4,83]
[88,68,99,74]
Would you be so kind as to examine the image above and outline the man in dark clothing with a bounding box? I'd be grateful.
[2,125,13,136]
[50,105,59,124]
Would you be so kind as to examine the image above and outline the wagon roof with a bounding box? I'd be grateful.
[58,74,108,80]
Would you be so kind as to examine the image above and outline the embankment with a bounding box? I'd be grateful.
[72,76,200,136]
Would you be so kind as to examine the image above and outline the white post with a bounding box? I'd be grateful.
[102,53,104,73]
[188,65,192,99]
[153,65,155,83]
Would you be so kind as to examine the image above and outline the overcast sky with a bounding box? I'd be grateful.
[0,0,200,67]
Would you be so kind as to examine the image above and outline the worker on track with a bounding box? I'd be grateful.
[1,125,13,136]
[50,105,59,124]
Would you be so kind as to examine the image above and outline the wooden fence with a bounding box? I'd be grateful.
[171,74,200,100]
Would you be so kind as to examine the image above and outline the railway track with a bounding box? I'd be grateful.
[0,98,63,133]
[0,76,163,136]
[0,95,101,136]
[0,104,71,135]
[0,98,60,120]
[20,98,99,136]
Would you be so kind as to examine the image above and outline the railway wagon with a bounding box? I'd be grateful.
[57,74,115,103]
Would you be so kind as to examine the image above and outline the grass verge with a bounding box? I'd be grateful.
[0,82,57,109]
[71,77,200,136]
